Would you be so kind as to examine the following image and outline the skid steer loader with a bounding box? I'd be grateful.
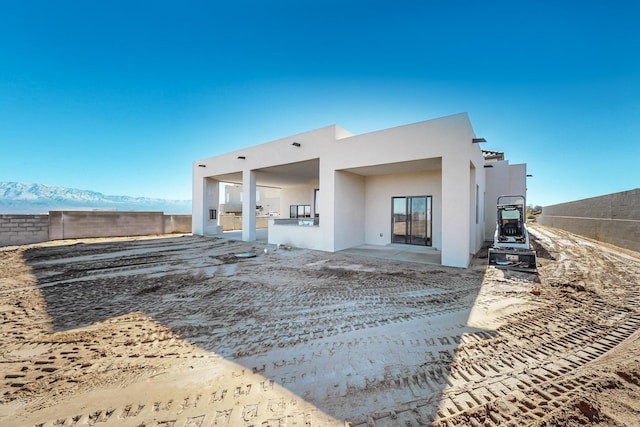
[488,195,537,271]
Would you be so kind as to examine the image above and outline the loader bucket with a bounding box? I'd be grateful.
[488,247,537,272]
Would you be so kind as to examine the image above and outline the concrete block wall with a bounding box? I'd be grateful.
[220,214,269,231]
[49,211,166,240]
[219,214,239,231]
[1,212,195,246]
[163,214,192,233]
[0,214,49,246]
[538,188,640,252]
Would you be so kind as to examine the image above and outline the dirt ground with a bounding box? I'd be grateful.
[1,224,639,427]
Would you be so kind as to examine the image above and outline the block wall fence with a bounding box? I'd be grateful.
[0,212,192,247]
[0,214,49,246]
[538,188,640,253]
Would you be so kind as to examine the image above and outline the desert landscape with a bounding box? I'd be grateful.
[1,224,639,426]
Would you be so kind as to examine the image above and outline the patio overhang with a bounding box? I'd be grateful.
[210,158,319,188]
[340,157,441,176]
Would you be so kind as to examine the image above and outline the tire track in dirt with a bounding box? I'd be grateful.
[340,307,639,426]
[337,225,640,426]
[31,377,328,427]
[2,236,485,426]
[411,225,640,427]
[2,227,639,426]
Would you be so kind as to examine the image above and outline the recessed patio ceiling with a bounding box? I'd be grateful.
[341,158,442,176]
[211,158,319,188]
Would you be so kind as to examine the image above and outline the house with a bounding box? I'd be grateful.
[192,113,527,268]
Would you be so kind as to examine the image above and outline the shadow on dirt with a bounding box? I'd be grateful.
[21,235,496,425]
[529,233,556,261]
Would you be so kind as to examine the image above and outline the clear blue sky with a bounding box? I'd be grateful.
[1,0,638,206]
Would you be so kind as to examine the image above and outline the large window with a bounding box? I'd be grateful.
[391,196,432,246]
[290,205,311,218]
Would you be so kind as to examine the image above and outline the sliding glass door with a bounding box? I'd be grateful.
[392,196,432,246]
[392,198,408,243]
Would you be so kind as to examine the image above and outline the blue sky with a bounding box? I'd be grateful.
[1,0,638,206]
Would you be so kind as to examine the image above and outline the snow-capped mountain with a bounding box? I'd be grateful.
[0,182,191,214]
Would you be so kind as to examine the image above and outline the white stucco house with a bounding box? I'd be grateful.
[192,113,527,268]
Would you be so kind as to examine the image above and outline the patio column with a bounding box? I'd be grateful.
[441,154,471,267]
[192,175,205,235]
[203,177,221,235]
[242,169,256,241]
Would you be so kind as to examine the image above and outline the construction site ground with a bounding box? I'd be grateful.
[1,224,639,426]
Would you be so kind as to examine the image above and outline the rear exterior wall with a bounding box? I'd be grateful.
[364,170,442,249]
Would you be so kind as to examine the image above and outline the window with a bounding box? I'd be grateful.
[209,209,217,220]
[290,205,311,218]
[475,185,479,224]
[391,196,432,246]
[501,209,521,220]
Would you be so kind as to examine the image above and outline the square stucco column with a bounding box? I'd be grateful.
[203,178,221,235]
[318,165,336,251]
[441,155,471,267]
[192,175,205,235]
[242,169,256,241]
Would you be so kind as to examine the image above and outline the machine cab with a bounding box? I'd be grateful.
[493,195,530,248]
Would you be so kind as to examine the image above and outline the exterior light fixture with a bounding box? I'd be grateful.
[484,164,494,168]
[237,156,246,160]
[472,138,487,143]
[292,142,301,147]
[197,164,206,167]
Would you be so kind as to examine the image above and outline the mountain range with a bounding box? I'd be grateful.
[0,182,191,214]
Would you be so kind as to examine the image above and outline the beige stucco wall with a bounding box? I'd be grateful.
[268,220,325,251]
[202,177,220,235]
[327,113,483,265]
[469,163,482,253]
[484,161,528,240]
[333,170,366,251]
[364,170,442,249]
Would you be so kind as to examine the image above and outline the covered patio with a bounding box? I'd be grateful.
[194,114,491,268]
[201,158,320,243]
[338,243,442,265]
[215,229,442,266]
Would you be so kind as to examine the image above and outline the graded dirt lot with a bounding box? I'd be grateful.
[1,224,639,426]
